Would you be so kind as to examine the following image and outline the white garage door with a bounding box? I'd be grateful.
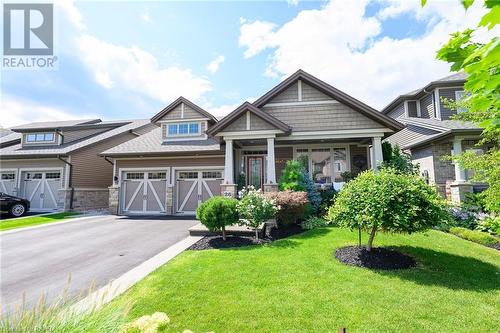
[1,171,17,196]
[21,171,61,211]
[176,170,223,215]
[121,171,168,214]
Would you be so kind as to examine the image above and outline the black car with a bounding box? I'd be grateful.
[0,192,30,217]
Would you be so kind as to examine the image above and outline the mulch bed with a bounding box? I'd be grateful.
[188,224,305,251]
[335,245,416,270]
[488,243,500,251]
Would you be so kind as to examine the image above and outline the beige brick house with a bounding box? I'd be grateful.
[101,70,402,216]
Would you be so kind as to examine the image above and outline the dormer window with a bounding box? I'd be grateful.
[25,132,56,143]
[165,122,200,137]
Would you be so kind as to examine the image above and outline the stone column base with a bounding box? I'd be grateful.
[108,186,120,215]
[58,188,73,211]
[263,183,279,193]
[450,182,473,204]
[166,185,174,214]
[220,184,237,198]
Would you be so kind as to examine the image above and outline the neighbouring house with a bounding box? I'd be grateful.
[101,70,403,216]
[0,118,153,211]
[382,72,486,203]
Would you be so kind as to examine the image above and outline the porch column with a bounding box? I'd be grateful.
[372,137,383,171]
[266,138,276,184]
[224,139,234,184]
[452,137,466,183]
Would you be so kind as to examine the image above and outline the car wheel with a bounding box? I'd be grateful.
[10,203,26,217]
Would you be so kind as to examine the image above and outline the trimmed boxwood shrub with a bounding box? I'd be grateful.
[265,190,309,226]
[196,196,239,241]
[327,169,449,251]
[449,227,499,246]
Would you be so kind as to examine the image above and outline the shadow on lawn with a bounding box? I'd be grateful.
[377,246,500,291]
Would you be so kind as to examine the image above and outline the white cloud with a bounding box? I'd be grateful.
[0,95,99,128]
[204,96,257,119]
[206,55,226,74]
[238,0,493,109]
[287,0,299,6]
[140,10,153,23]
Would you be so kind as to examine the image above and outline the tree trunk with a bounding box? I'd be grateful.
[358,227,361,246]
[222,227,226,241]
[255,227,259,241]
[366,226,377,251]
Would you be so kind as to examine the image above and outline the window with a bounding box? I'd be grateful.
[148,172,167,180]
[311,149,332,183]
[165,122,200,137]
[455,90,467,113]
[25,132,55,143]
[178,171,198,179]
[295,148,310,172]
[125,172,144,180]
[333,148,347,182]
[1,173,15,180]
[45,172,60,179]
[202,171,222,179]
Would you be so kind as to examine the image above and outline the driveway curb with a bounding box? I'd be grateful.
[0,214,111,235]
[69,235,202,314]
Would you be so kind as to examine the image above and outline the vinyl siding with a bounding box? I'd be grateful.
[224,114,247,131]
[386,102,405,119]
[251,114,275,130]
[70,132,137,188]
[116,156,224,170]
[263,103,384,131]
[439,88,463,120]
[301,82,333,101]
[420,93,434,119]
[158,103,206,121]
[63,128,110,143]
[411,146,435,184]
[385,125,440,149]
[268,81,299,103]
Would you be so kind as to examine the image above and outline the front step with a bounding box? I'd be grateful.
[188,223,265,237]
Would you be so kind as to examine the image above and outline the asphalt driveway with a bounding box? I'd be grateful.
[0,215,198,314]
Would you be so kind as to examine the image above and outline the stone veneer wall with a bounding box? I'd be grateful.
[71,188,110,212]
[108,186,119,214]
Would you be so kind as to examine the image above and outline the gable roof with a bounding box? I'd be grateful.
[206,102,292,136]
[11,119,102,131]
[382,72,467,114]
[0,119,150,159]
[0,131,22,148]
[150,97,218,123]
[252,69,403,131]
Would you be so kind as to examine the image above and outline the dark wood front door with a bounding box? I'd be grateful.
[246,156,264,189]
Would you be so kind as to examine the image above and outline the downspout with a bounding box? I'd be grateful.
[103,156,117,185]
[57,155,74,210]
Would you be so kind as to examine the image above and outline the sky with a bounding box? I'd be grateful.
[0,0,494,128]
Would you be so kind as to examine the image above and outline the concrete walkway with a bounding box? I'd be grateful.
[0,215,198,315]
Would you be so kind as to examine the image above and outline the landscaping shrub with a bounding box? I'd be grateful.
[448,206,479,230]
[279,160,306,191]
[318,187,336,216]
[476,215,500,235]
[449,227,499,246]
[301,216,328,230]
[380,142,419,175]
[303,171,322,212]
[327,169,449,251]
[196,196,239,241]
[237,186,277,240]
[340,171,355,183]
[265,190,309,226]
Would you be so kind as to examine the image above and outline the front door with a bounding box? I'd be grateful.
[247,156,264,189]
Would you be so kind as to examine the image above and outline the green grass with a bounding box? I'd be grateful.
[93,228,500,333]
[0,212,80,231]
[449,227,499,246]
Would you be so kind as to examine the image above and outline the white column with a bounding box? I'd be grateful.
[224,139,234,184]
[372,137,383,171]
[266,137,276,184]
[452,137,466,182]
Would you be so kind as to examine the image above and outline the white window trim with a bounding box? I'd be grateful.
[434,88,442,119]
[162,121,203,139]
[297,79,302,102]
[292,144,351,185]
[23,132,57,145]
[403,101,409,118]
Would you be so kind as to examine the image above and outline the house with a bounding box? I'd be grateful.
[0,118,153,211]
[382,72,485,203]
[101,70,403,216]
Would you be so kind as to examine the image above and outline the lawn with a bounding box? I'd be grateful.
[0,212,80,231]
[94,228,500,333]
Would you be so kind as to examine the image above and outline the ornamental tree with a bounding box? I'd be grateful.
[196,196,239,241]
[237,186,277,240]
[327,169,449,251]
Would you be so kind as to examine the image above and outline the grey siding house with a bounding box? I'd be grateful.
[102,70,403,216]
[0,119,153,211]
[382,72,485,202]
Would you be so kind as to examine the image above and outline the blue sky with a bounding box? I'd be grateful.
[1,0,489,127]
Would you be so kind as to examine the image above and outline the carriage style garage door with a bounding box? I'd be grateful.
[1,171,17,196]
[121,171,168,214]
[176,170,223,214]
[21,171,62,211]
